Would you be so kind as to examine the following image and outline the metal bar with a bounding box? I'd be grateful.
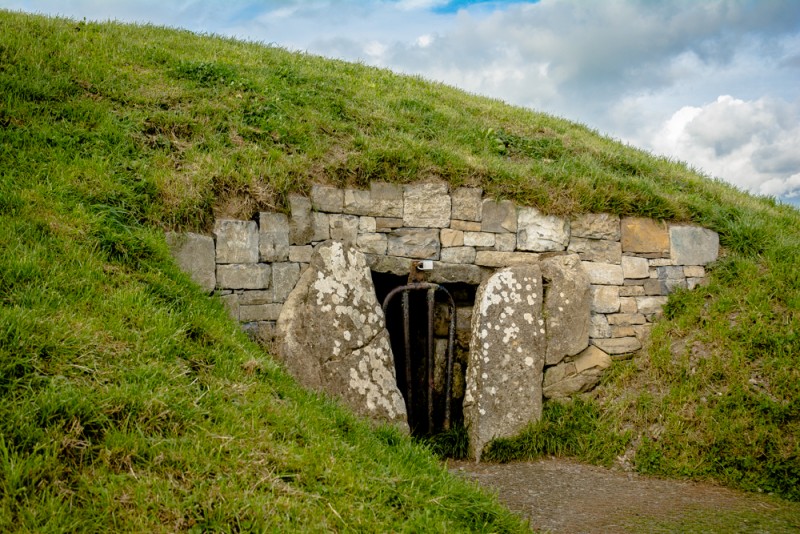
[401,290,413,426]
[426,287,436,434]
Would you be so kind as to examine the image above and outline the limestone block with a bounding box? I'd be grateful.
[387,228,440,259]
[494,233,517,252]
[214,219,259,264]
[311,212,330,242]
[329,214,359,244]
[475,251,540,267]
[440,247,477,264]
[165,232,216,293]
[289,245,313,263]
[612,325,636,337]
[311,185,344,213]
[568,237,622,264]
[683,265,706,278]
[541,254,590,365]
[465,265,545,460]
[621,256,650,279]
[428,263,484,285]
[481,199,517,233]
[644,278,667,296]
[272,262,301,302]
[621,217,669,255]
[356,233,388,255]
[649,258,674,267]
[289,194,314,246]
[219,293,239,321]
[451,220,482,232]
[592,337,642,355]
[657,266,687,294]
[239,303,282,322]
[369,182,404,218]
[358,216,376,233]
[403,183,451,228]
[570,213,621,241]
[543,346,612,399]
[441,228,464,247]
[451,187,483,222]
[582,261,624,285]
[619,285,646,297]
[517,207,570,252]
[217,263,271,290]
[239,289,274,305]
[591,285,620,313]
[464,231,495,247]
[619,297,638,314]
[259,213,290,262]
[375,217,404,232]
[606,313,646,325]
[636,296,669,316]
[277,241,407,427]
[343,189,372,216]
[670,226,719,266]
[589,314,612,338]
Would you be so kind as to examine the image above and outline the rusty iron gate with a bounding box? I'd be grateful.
[382,282,456,434]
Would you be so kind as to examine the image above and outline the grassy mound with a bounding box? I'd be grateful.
[1,11,798,531]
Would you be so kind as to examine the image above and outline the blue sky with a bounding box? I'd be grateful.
[5,1,800,204]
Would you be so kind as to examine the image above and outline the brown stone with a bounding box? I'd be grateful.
[570,213,621,240]
[481,199,517,233]
[621,217,669,255]
[451,187,483,222]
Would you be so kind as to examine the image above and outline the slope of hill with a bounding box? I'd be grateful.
[0,10,797,529]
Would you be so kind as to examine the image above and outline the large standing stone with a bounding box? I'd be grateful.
[541,254,590,365]
[387,228,440,259]
[277,241,407,427]
[259,213,290,262]
[517,208,570,252]
[465,265,545,460]
[670,226,719,266]
[214,220,258,264]
[542,346,612,399]
[166,232,216,293]
[403,183,451,228]
[621,217,669,255]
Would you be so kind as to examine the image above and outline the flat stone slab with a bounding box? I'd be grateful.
[465,265,545,460]
[670,226,719,266]
[621,217,669,255]
[387,228,440,259]
[166,232,216,293]
[214,219,258,264]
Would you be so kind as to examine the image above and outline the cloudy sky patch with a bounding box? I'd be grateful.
[5,0,799,203]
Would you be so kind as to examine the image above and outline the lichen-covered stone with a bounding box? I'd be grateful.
[621,217,669,255]
[670,226,719,266]
[517,208,570,252]
[465,265,545,460]
[567,237,622,264]
[277,241,407,428]
[541,254,590,365]
[451,187,483,222]
[403,183,451,228]
[166,232,216,292]
[481,199,517,233]
[387,228,440,259]
[214,219,259,264]
[543,346,612,399]
[259,213,290,262]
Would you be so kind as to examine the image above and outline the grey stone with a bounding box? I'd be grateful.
[165,232,216,293]
[289,245,314,263]
[440,247,477,264]
[387,228,440,259]
[311,185,344,213]
[358,217,376,233]
[450,220,482,232]
[592,337,642,355]
[570,213,621,240]
[289,194,314,245]
[329,214,359,244]
[687,277,707,290]
[356,233,388,255]
[567,237,622,264]
[543,346,612,399]
[217,263,271,290]
[259,213,290,262]
[369,182,404,218]
[277,241,407,427]
[621,217,669,255]
[239,289,275,305]
[657,266,687,294]
[670,226,719,266]
[644,278,667,296]
[214,219,259,264]
[475,251,540,267]
[311,212,330,242]
[428,263,484,285]
[591,285,620,313]
[494,233,517,252]
[343,189,372,216]
[465,265,545,460]
[219,293,239,321]
[619,285,646,296]
[272,262,301,302]
[440,228,464,247]
[239,303,282,322]
[606,313,647,325]
[636,296,669,316]
[403,183,451,228]
[451,187,483,222]
[582,261,624,285]
[464,231,495,247]
[541,254,590,365]
[589,314,612,338]
[365,254,411,276]
[481,199,517,233]
[517,207,570,252]
[621,256,649,279]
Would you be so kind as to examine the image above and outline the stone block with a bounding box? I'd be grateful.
[657,266,687,294]
[311,212,330,242]
[403,183,450,228]
[358,216,376,233]
[259,213,290,262]
[591,285,620,313]
[217,263,271,290]
[582,261,624,285]
[644,278,667,296]
[239,303,283,322]
[272,262,301,302]
[365,254,411,276]
[474,251,540,267]
[428,263,484,285]
[622,256,650,279]
[343,188,372,216]
[621,217,669,255]
[214,219,259,264]
[619,297,638,314]
[517,207,570,252]
[464,231,495,247]
[649,258,674,267]
[570,213,620,240]
[568,238,622,264]
[592,337,642,355]
[687,277,707,290]
[219,293,239,321]
[494,233,517,252]
[619,285,645,296]
[543,345,612,400]
[683,265,706,278]
[481,199,517,233]
[375,217,404,232]
[450,220,482,232]
[606,313,646,325]
[440,247,477,264]
[670,226,719,266]
[310,185,343,213]
[370,182,404,218]
[636,296,669,316]
[440,228,464,247]
[356,233,388,255]
[329,214,359,243]
[289,194,314,245]
[634,323,653,339]
[451,187,483,222]
[165,232,216,293]
[541,254,590,365]
[239,289,275,305]
[589,314,611,338]
[289,245,313,263]
[611,325,636,337]
[387,228,440,259]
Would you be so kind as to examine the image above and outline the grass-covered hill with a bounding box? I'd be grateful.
[1,9,798,530]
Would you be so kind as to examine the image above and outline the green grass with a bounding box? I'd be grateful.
[1,8,799,528]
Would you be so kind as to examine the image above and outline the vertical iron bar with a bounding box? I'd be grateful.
[426,287,436,434]
[443,295,456,431]
[401,290,413,426]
